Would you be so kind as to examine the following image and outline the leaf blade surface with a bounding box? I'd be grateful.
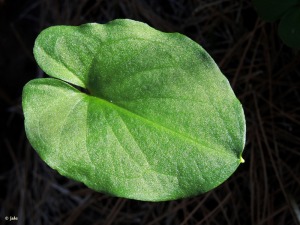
[23,19,246,201]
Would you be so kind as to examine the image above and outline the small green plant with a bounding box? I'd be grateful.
[253,0,300,49]
[22,19,245,201]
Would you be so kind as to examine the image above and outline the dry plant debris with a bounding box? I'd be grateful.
[0,0,299,224]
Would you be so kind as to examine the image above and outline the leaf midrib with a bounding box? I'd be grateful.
[89,95,236,159]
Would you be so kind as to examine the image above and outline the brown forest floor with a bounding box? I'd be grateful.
[0,0,300,224]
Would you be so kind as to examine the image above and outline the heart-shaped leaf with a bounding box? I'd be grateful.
[252,0,299,22]
[23,19,245,201]
[278,6,300,49]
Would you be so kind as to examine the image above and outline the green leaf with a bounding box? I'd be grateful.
[252,0,299,22]
[278,7,300,49]
[23,19,246,201]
